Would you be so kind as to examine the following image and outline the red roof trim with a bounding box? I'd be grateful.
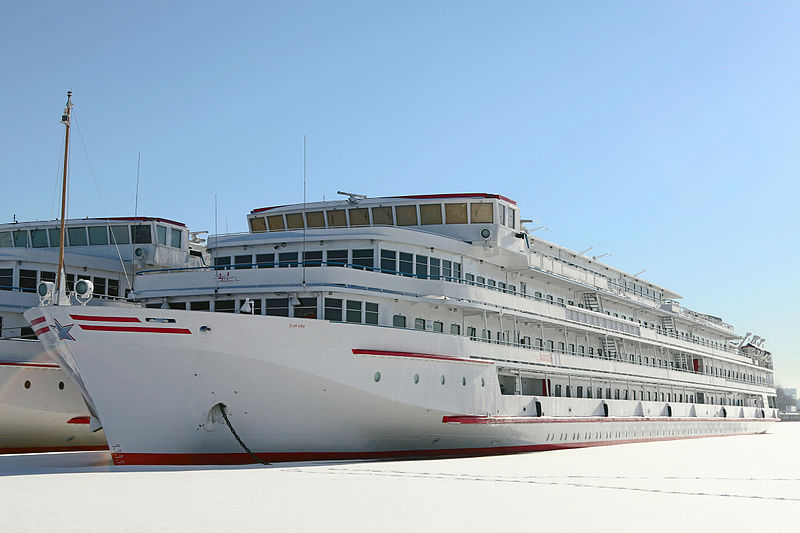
[250,193,517,214]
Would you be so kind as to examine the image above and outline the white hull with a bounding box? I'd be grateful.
[27,307,776,465]
[0,339,107,453]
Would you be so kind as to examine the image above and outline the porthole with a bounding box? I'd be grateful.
[462,377,466,386]
[373,372,381,382]
[440,375,446,385]
[413,374,420,384]
[58,381,65,390]
[24,380,31,389]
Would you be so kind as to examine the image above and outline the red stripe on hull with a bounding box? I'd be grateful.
[78,325,191,334]
[30,316,47,326]
[67,416,91,424]
[0,362,60,369]
[111,431,767,466]
[442,415,780,424]
[0,445,107,455]
[70,315,141,323]
[352,349,493,365]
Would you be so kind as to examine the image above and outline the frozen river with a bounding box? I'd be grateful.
[1,422,798,532]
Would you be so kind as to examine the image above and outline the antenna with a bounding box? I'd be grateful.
[134,152,141,217]
[302,134,307,287]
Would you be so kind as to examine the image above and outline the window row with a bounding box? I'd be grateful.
[0,224,182,249]
[0,268,119,297]
[249,201,516,232]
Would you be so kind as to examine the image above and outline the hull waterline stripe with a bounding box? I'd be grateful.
[70,315,141,323]
[110,431,768,466]
[442,415,780,424]
[78,325,192,334]
[34,326,50,336]
[30,316,47,326]
[0,362,59,369]
[352,349,493,365]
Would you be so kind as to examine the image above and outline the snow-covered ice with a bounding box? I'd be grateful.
[0,423,798,532]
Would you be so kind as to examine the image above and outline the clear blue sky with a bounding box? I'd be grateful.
[3,1,798,388]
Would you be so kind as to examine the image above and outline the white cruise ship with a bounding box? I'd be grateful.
[26,193,778,465]
[0,216,203,452]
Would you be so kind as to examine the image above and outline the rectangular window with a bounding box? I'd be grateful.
[267,215,286,231]
[87,226,109,245]
[497,282,506,292]
[266,298,290,317]
[476,276,485,287]
[395,205,418,226]
[453,262,461,280]
[93,277,106,296]
[215,300,236,313]
[442,260,452,279]
[414,318,425,330]
[450,324,461,335]
[557,341,565,352]
[399,252,413,276]
[110,225,129,245]
[169,301,187,310]
[430,258,440,280]
[31,229,49,248]
[348,208,370,226]
[326,210,347,228]
[606,388,612,399]
[286,213,305,229]
[352,249,374,270]
[419,204,442,225]
[470,203,494,223]
[214,256,231,270]
[303,251,322,267]
[487,279,496,290]
[256,253,275,268]
[67,227,87,246]
[555,384,562,397]
[371,207,393,225]
[234,255,252,269]
[327,249,348,267]
[249,217,267,232]
[509,208,516,229]
[190,301,210,311]
[306,211,325,228]
[615,389,620,400]
[433,321,444,333]
[566,385,572,398]
[131,225,152,244]
[393,314,407,328]
[365,302,378,324]
[500,204,507,226]
[444,203,468,224]
[346,300,362,323]
[108,278,119,297]
[416,255,428,279]
[156,225,167,245]
[19,269,37,292]
[0,269,12,290]
[40,270,56,283]
[465,273,475,285]
[587,387,593,399]
[467,326,477,339]
[380,249,396,273]
[0,232,11,247]
[293,297,318,319]
[278,252,298,267]
[597,388,603,399]
[577,386,583,398]
[13,230,28,247]
[324,298,343,321]
[170,228,182,248]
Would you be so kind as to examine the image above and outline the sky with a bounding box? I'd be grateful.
[2,1,798,387]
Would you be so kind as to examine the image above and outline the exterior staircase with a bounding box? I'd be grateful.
[660,315,676,335]
[600,336,618,359]
[583,292,603,313]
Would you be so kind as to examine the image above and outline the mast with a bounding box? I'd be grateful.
[55,91,73,305]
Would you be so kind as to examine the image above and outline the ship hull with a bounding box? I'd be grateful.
[26,307,777,465]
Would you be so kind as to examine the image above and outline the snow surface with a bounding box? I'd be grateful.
[0,423,798,532]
